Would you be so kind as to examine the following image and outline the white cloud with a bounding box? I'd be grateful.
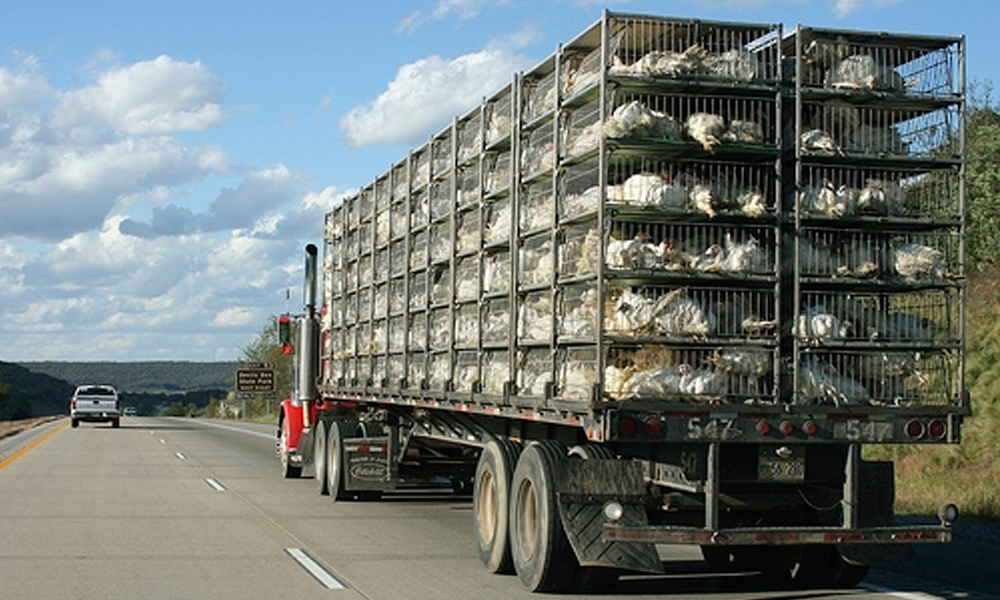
[117,164,301,238]
[50,55,226,136]
[397,0,510,33]
[0,56,233,242]
[339,33,536,147]
[831,0,903,18]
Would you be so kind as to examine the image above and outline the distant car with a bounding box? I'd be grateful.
[70,385,121,428]
[123,406,137,416]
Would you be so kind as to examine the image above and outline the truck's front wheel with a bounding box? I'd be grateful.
[473,438,520,574]
[279,418,302,479]
[509,440,578,592]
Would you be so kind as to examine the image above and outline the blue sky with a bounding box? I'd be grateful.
[1,0,995,362]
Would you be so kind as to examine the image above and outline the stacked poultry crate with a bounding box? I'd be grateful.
[321,13,965,419]
[545,15,785,408]
[785,27,965,415]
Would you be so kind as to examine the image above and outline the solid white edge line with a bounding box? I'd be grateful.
[285,547,346,590]
[860,582,944,600]
[204,478,226,492]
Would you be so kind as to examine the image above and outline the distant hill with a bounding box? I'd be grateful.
[18,361,237,393]
[0,362,74,418]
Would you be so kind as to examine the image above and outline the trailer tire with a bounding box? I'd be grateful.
[510,440,578,592]
[313,420,329,495]
[473,438,520,574]
[826,549,870,588]
[279,416,302,479]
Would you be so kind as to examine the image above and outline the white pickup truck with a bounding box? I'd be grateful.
[70,385,121,428]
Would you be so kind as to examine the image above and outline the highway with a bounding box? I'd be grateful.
[0,417,994,600]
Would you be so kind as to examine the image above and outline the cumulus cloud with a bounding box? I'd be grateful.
[339,32,536,147]
[118,164,302,238]
[50,55,226,136]
[0,55,232,242]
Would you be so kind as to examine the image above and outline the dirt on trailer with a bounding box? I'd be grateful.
[0,417,62,441]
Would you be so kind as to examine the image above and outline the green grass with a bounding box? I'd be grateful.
[867,268,1000,523]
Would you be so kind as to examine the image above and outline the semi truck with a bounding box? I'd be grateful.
[276,11,967,592]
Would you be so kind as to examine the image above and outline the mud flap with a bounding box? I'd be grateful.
[556,459,663,574]
[833,459,916,566]
[342,436,393,492]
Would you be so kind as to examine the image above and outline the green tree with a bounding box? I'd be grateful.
[965,84,1000,271]
[238,315,295,418]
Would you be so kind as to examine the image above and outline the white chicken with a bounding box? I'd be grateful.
[704,49,757,81]
[826,54,907,92]
[605,234,654,270]
[893,242,946,282]
[794,305,853,342]
[617,365,684,399]
[799,180,855,218]
[653,288,716,337]
[709,348,771,377]
[722,119,765,144]
[736,189,767,218]
[798,358,871,406]
[612,172,688,209]
[857,179,907,216]
[603,101,681,140]
[679,365,723,396]
[686,113,727,152]
[689,243,726,272]
[605,289,659,335]
[628,45,710,77]
[689,183,718,218]
[722,233,762,274]
[800,129,841,156]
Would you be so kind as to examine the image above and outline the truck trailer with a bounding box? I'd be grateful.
[277,11,967,592]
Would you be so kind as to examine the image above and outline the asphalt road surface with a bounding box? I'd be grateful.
[0,417,995,600]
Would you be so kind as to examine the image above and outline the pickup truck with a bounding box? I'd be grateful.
[70,385,121,428]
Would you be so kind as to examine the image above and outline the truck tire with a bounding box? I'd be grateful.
[509,440,578,592]
[112,418,120,428]
[71,419,79,428]
[326,420,356,502]
[279,417,302,479]
[313,420,329,495]
[473,438,521,574]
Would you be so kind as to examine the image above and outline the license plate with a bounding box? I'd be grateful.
[758,446,806,482]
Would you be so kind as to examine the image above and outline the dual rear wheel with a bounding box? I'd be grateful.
[474,439,611,593]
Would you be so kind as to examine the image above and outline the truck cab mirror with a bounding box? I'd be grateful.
[278,315,293,354]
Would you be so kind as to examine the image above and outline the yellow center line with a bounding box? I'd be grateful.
[0,422,68,471]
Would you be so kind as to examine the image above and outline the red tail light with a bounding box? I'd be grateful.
[642,417,663,437]
[928,420,947,439]
[905,419,926,439]
[617,416,638,438]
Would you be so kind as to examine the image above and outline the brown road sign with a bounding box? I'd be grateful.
[236,368,275,392]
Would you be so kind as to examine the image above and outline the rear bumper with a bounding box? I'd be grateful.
[71,411,120,422]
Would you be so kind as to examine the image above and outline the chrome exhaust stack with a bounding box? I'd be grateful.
[296,244,320,416]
